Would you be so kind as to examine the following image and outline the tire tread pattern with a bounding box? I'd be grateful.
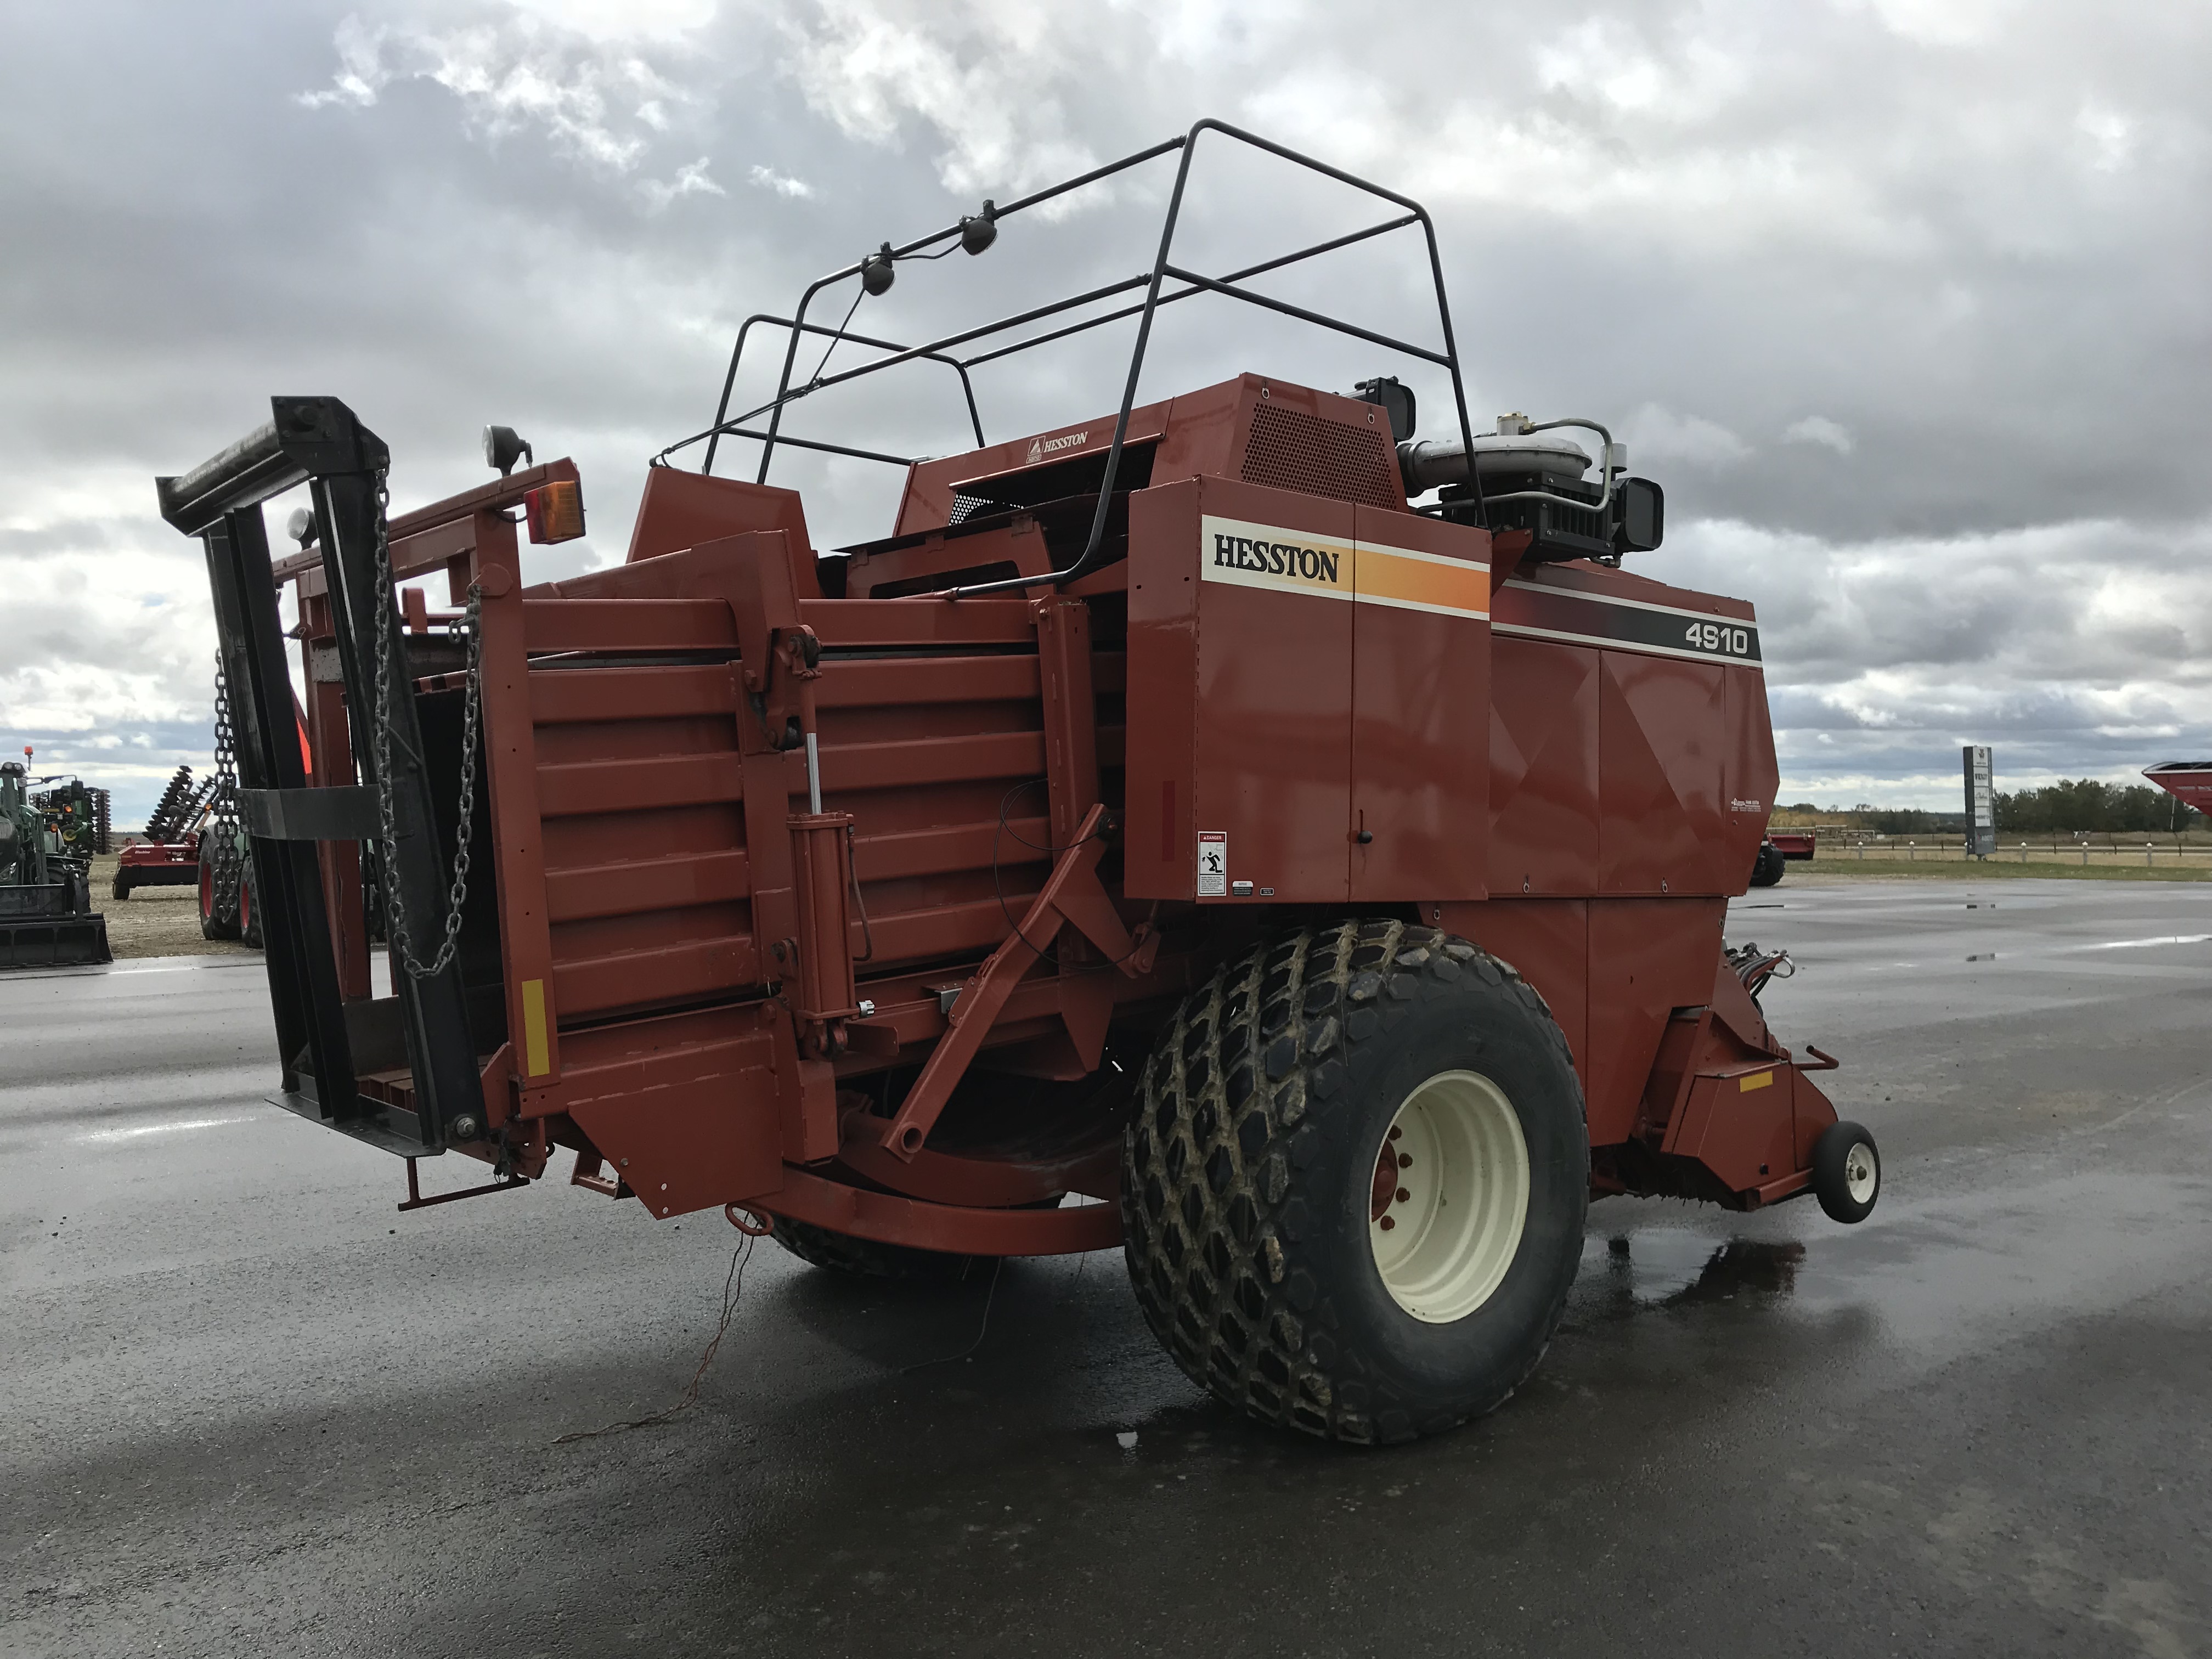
[1121,919,1584,1444]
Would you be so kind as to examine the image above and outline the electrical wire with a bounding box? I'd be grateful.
[990,778,1102,966]
[553,1234,754,1443]
[846,821,876,963]
[987,778,1154,975]
[801,287,869,392]
[900,1256,1005,1372]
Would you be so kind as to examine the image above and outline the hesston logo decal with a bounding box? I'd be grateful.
[1198,514,1487,620]
[1211,532,1344,585]
[1023,430,1088,465]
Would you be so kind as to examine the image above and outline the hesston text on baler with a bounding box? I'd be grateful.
[156,122,1878,1444]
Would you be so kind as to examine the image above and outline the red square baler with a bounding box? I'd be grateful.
[155,122,1878,1444]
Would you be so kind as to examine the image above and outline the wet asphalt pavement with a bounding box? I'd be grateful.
[5,878,2211,1658]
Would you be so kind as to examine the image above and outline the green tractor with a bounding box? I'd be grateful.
[2,756,112,967]
[33,774,111,860]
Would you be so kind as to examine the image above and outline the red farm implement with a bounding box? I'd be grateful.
[156,121,1878,1444]
[115,765,211,902]
[113,760,265,946]
[1751,830,1816,887]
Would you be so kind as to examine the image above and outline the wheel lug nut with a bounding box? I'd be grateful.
[1395,1187,1409,1203]
[1378,1216,1395,1231]
[1388,1127,1402,1142]
[1398,1153,1412,1169]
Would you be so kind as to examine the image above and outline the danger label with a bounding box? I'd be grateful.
[1196,831,1228,897]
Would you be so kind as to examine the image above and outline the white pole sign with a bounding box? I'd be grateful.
[1964,746,1995,857]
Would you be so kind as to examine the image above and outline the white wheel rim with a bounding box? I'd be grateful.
[1368,1069,1531,1324]
[1843,1141,1878,1204]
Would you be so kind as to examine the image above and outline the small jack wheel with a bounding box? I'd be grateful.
[1812,1120,1880,1224]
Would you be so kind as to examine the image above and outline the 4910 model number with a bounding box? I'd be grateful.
[1686,621,1753,656]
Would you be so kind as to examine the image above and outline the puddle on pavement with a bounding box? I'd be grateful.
[1577,1230,1807,1309]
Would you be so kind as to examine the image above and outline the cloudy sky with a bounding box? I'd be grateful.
[5,0,2208,825]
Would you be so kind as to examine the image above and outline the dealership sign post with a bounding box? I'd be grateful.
[1964,746,1996,858]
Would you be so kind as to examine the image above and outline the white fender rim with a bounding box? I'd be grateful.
[1368,1069,1531,1324]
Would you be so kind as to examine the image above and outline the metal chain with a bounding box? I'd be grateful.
[209,652,242,923]
[369,470,483,980]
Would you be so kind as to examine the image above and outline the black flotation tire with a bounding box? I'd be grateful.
[1121,918,1589,1445]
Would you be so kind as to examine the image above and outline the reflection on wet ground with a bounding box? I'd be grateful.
[1587,1231,1808,1308]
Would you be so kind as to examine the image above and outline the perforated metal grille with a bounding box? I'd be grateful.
[1239,404,1400,507]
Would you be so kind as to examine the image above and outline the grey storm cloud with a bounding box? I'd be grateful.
[3,0,2209,822]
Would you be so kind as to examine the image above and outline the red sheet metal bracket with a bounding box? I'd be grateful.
[876,802,1157,1161]
[570,1146,632,1199]
[764,1166,1122,1256]
[836,1106,1120,1207]
[716,529,821,750]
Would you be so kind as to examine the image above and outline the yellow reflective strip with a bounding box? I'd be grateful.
[521,978,550,1076]
[1739,1069,1774,1093]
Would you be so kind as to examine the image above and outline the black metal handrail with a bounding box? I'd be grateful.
[656,118,1480,594]
[697,313,985,476]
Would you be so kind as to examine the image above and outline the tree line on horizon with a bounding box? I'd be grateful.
[1777,779,2203,836]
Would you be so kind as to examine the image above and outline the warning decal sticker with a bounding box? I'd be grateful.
[1196,831,1228,897]
[1200,514,1488,619]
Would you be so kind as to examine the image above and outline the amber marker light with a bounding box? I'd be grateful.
[525,478,585,544]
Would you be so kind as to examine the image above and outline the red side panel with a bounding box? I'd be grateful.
[531,663,759,1021]
[1151,382,1246,487]
[625,467,817,595]
[1791,1067,1842,1165]
[1585,898,1728,1146]
[1488,637,1600,896]
[1126,483,1202,900]
[1350,505,1489,901]
[1185,475,1355,903]
[1665,1066,1798,1192]
[561,1006,788,1217]
[1598,654,1731,895]
[1125,476,1356,903]
[1726,667,1781,868]
[1443,899,1590,1098]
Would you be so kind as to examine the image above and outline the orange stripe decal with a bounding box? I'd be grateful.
[1355,544,1490,619]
